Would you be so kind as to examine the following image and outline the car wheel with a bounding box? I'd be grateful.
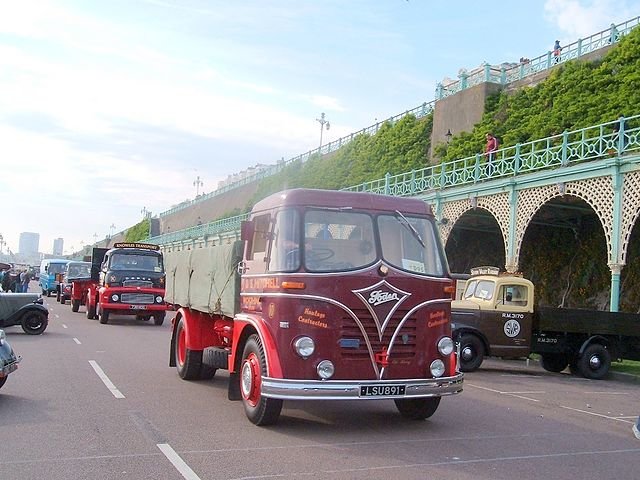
[394,397,441,420]
[458,334,485,372]
[240,334,282,425]
[71,300,80,312]
[98,308,110,324]
[577,344,611,380]
[21,311,48,335]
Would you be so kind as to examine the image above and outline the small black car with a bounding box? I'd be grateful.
[0,292,49,334]
[0,329,21,389]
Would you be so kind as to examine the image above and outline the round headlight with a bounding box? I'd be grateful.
[317,360,335,380]
[111,294,119,302]
[155,296,163,303]
[438,336,454,356]
[293,336,315,358]
[430,359,445,378]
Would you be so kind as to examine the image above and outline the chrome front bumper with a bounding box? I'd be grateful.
[261,373,464,400]
[0,356,21,377]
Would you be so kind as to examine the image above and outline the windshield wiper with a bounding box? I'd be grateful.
[394,210,425,248]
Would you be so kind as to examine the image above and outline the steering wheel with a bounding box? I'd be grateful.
[306,247,335,263]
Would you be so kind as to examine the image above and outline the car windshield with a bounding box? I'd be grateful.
[109,253,163,272]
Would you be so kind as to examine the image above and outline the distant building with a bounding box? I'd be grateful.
[19,232,39,255]
[53,238,64,256]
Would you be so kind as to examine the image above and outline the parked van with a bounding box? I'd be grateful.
[39,259,69,296]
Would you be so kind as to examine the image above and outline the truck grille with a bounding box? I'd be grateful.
[340,309,417,359]
[121,293,155,304]
[123,279,153,288]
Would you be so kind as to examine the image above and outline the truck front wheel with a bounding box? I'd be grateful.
[71,299,80,312]
[577,344,611,380]
[98,307,110,324]
[458,334,484,372]
[540,354,568,373]
[394,397,441,420]
[240,334,282,426]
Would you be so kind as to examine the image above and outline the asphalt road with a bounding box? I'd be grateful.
[1,289,639,480]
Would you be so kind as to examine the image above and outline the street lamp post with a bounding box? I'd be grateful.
[193,176,203,197]
[141,207,150,219]
[109,223,116,238]
[316,112,330,151]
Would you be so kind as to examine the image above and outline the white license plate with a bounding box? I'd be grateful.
[130,305,147,310]
[360,385,405,397]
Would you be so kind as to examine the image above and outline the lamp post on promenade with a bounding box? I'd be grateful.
[193,176,203,197]
[316,112,330,151]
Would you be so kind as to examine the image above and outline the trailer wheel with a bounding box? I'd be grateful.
[577,344,611,380]
[153,312,166,326]
[240,334,282,425]
[458,334,484,372]
[394,397,441,420]
[540,354,568,373]
[21,311,48,335]
[71,300,80,312]
[86,302,96,320]
[98,307,110,324]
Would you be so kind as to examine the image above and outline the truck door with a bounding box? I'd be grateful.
[489,283,533,357]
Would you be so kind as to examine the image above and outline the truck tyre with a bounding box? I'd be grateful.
[458,334,484,372]
[21,311,48,335]
[86,303,96,320]
[577,344,611,380]
[98,308,110,324]
[56,289,61,302]
[174,318,216,380]
[540,354,568,373]
[153,312,166,326]
[60,296,66,305]
[71,299,80,312]
[394,397,440,420]
[240,334,283,426]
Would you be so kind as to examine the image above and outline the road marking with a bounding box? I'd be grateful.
[466,383,540,402]
[560,405,634,423]
[73,338,81,345]
[62,324,68,329]
[55,314,60,319]
[584,391,630,395]
[157,443,201,480]
[88,360,125,399]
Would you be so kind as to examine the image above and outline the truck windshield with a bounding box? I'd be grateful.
[463,279,496,300]
[48,263,67,275]
[110,253,163,272]
[378,214,444,276]
[67,264,91,278]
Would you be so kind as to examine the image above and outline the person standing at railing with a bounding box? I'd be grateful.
[553,40,562,63]
[485,133,499,165]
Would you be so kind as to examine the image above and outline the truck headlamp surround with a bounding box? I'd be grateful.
[111,294,120,302]
[317,360,335,379]
[430,359,445,378]
[155,296,163,304]
[438,336,454,356]
[293,336,315,358]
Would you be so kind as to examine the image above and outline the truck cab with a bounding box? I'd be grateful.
[57,261,91,304]
[451,267,535,371]
[39,259,70,296]
[86,243,167,325]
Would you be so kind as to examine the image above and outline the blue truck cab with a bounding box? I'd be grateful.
[39,259,70,297]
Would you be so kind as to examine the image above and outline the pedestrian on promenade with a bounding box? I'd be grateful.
[21,268,31,293]
[553,40,562,63]
[633,416,640,439]
[485,133,499,164]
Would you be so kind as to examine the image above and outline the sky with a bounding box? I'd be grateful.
[1,0,638,256]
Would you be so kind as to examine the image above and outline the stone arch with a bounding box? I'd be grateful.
[513,177,614,269]
[620,170,640,265]
[439,193,511,263]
